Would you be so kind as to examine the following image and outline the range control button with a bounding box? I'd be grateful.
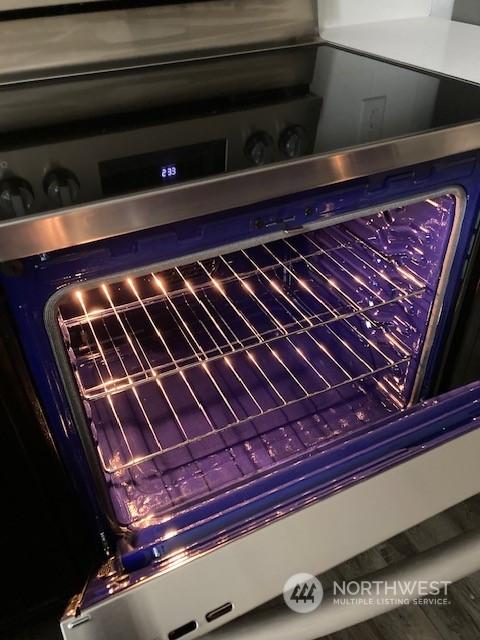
[244,131,274,166]
[279,125,307,159]
[0,178,34,218]
[44,169,80,207]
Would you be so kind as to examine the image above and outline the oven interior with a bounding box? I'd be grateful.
[54,194,456,535]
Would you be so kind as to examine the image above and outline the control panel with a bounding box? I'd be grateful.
[0,95,321,219]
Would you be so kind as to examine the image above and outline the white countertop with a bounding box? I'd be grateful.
[322,17,480,84]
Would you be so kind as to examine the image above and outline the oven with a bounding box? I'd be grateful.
[0,38,480,640]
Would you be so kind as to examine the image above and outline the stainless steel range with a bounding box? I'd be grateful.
[0,4,480,640]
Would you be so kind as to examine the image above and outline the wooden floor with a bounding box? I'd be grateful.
[6,495,480,640]
[319,493,480,640]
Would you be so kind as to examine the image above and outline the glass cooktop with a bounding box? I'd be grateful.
[0,43,479,216]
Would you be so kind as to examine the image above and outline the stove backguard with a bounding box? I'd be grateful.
[49,192,460,534]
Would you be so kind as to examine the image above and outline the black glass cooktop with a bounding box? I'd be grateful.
[0,43,479,216]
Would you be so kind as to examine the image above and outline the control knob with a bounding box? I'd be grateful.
[0,178,34,218]
[44,169,80,207]
[244,132,274,166]
[279,125,307,159]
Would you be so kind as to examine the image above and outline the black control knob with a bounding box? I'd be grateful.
[44,169,80,207]
[244,132,274,166]
[279,125,307,159]
[0,178,34,218]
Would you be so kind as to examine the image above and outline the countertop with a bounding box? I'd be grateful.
[322,16,480,84]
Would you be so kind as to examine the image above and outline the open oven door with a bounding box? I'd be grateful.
[61,381,480,640]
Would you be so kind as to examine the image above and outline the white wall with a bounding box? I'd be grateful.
[317,0,431,28]
[317,0,456,27]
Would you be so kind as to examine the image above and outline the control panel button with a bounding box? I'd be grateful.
[244,132,274,166]
[44,169,80,207]
[279,125,307,159]
[0,178,34,218]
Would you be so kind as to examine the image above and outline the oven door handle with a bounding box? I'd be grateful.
[207,527,480,640]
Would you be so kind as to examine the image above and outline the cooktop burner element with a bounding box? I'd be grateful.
[0,43,479,222]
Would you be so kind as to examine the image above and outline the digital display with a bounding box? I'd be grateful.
[100,140,226,198]
[160,165,178,180]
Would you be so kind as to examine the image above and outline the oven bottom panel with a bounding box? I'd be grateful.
[52,193,456,542]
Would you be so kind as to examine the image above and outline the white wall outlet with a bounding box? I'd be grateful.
[360,95,387,142]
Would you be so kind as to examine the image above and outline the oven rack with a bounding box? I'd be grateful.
[81,307,416,473]
[61,241,345,329]
[95,339,412,475]
[76,286,421,402]
[62,228,426,330]
[62,230,426,401]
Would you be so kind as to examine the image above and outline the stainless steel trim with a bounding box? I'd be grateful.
[0,0,318,85]
[0,40,318,88]
[1,123,479,262]
[44,188,462,538]
[60,427,480,640]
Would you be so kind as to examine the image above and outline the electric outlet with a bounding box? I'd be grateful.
[360,95,386,142]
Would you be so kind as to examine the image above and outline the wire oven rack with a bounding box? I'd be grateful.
[58,222,428,474]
